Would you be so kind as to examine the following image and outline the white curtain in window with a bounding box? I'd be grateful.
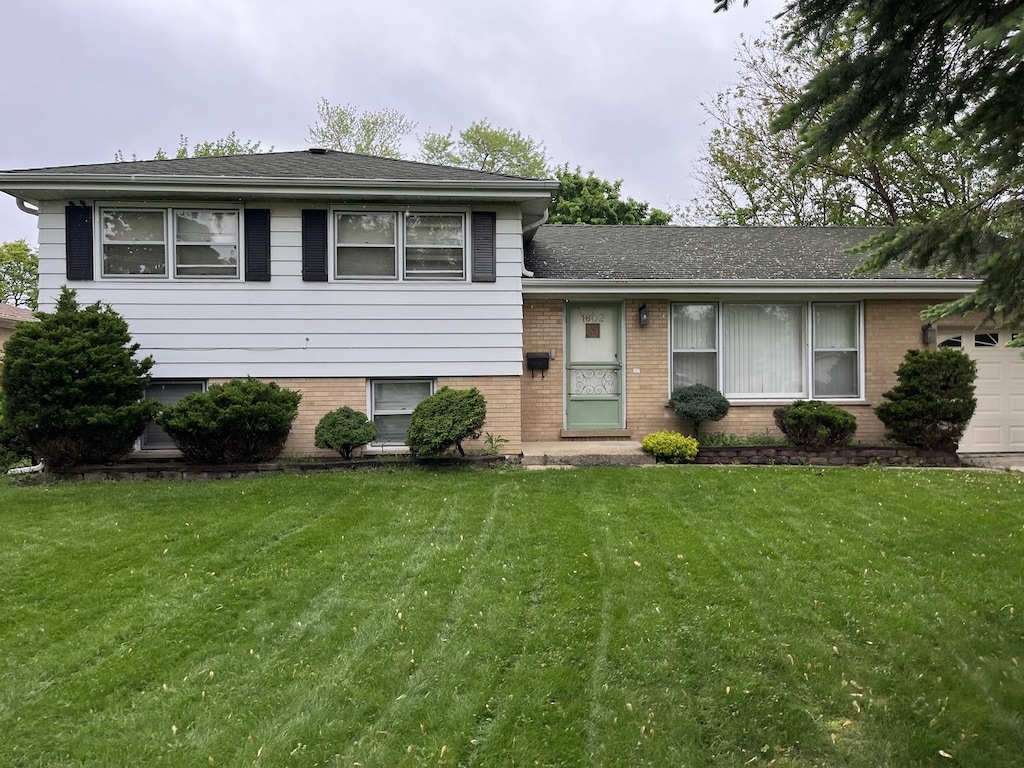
[672,304,718,389]
[723,305,804,396]
[813,304,859,397]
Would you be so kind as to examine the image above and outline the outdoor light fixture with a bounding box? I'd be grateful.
[638,304,650,327]
[922,323,936,345]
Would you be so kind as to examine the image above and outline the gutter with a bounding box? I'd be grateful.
[521,277,983,296]
[15,198,38,215]
[7,461,44,475]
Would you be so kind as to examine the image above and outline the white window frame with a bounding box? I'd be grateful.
[366,378,436,450]
[334,211,399,280]
[331,208,467,282]
[669,301,865,402]
[97,204,243,280]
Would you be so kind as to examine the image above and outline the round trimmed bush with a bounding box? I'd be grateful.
[406,386,486,457]
[874,348,977,450]
[314,406,378,459]
[669,384,730,437]
[157,378,301,464]
[641,430,699,463]
[773,400,856,448]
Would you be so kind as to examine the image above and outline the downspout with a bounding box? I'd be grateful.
[16,198,39,216]
[8,462,44,475]
[520,209,548,278]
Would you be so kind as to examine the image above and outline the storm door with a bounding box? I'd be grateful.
[565,303,623,429]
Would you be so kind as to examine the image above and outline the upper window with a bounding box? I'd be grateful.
[336,213,397,278]
[671,302,862,400]
[334,211,465,281]
[100,207,240,279]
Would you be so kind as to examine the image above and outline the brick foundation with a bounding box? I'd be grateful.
[208,375,522,457]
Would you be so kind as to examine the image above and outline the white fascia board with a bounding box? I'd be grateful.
[522,278,982,296]
[0,174,559,203]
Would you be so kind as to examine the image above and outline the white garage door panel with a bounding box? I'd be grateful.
[949,331,1024,453]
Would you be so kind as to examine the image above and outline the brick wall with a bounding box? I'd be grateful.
[520,297,949,445]
[521,299,565,441]
[438,375,522,454]
[210,375,522,456]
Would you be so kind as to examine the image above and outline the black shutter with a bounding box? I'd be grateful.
[302,209,329,282]
[244,209,271,281]
[471,211,496,283]
[65,205,94,280]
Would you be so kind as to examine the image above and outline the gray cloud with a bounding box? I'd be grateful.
[0,0,784,245]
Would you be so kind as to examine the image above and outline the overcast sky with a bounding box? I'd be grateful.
[1,0,785,246]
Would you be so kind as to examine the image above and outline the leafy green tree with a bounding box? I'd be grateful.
[1,287,158,468]
[0,239,38,309]
[715,1,1024,326]
[308,99,416,158]
[684,25,982,226]
[116,131,269,161]
[419,119,549,177]
[549,165,672,225]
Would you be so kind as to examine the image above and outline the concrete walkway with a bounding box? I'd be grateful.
[521,441,654,469]
[958,453,1024,472]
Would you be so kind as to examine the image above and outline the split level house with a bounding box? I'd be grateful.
[0,150,1021,456]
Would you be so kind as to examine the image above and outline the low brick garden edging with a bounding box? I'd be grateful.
[33,445,961,482]
[52,454,509,482]
[693,445,960,467]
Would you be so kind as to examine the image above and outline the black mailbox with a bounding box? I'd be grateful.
[526,352,550,377]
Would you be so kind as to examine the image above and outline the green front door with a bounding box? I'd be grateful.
[566,302,623,429]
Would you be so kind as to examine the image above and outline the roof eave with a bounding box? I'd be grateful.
[0,173,559,200]
[522,278,982,296]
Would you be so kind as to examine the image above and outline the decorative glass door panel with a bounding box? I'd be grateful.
[566,303,623,429]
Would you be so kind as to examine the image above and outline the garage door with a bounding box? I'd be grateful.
[939,331,1024,453]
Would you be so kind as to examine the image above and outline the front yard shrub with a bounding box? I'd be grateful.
[773,400,857,448]
[157,378,301,463]
[641,430,699,462]
[875,348,977,450]
[406,386,486,457]
[314,406,378,459]
[0,390,31,470]
[0,287,157,468]
[669,384,730,437]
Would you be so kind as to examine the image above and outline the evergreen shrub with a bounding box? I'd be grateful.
[874,349,977,450]
[314,406,378,459]
[641,430,699,462]
[0,287,157,468]
[773,400,857,448]
[669,384,730,437]
[406,386,486,457]
[157,378,301,463]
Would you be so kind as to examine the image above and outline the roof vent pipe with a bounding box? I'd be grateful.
[308,147,329,155]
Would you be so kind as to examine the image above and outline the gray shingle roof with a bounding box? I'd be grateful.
[2,149,549,184]
[526,225,950,281]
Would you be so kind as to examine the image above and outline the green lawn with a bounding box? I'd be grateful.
[1,466,1022,767]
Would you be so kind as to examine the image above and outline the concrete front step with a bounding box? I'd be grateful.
[521,441,655,468]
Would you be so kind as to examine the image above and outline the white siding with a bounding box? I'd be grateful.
[35,201,526,379]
